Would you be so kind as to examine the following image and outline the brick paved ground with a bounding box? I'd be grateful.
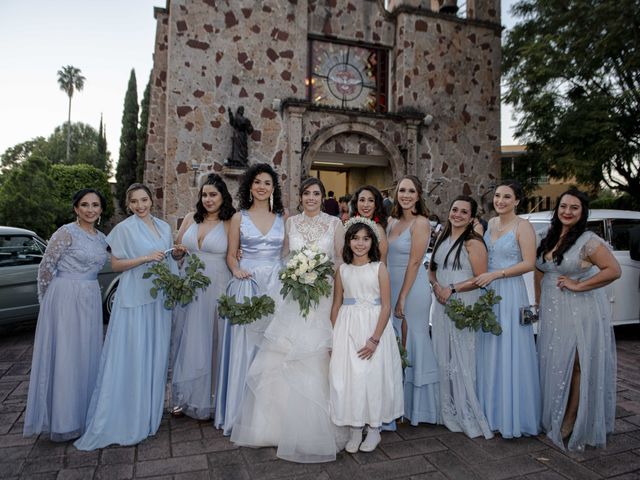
[1,324,639,480]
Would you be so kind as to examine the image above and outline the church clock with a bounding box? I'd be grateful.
[308,40,387,112]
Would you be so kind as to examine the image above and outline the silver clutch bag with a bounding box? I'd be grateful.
[519,305,539,326]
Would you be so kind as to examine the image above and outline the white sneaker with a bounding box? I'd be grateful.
[345,427,363,453]
[359,427,381,452]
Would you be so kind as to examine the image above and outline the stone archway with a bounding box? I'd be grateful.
[303,122,405,182]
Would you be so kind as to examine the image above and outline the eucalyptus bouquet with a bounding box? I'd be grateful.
[143,253,211,309]
[444,288,503,336]
[279,246,334,318]
[396,337,411,370]
[217,294,275,325]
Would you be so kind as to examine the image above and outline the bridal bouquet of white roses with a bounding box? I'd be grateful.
[279,246,334,318]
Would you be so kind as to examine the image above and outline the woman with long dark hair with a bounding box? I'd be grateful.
[171,174,235,419]
[428,196,493,439]
[535,188,620,450]
[386,175,438,425]
[232,177,347,462]
[474,180,541,438]
[24,189,108,441]
[215,163,286,435]
[350,185,388,263]
[75,184,186,450]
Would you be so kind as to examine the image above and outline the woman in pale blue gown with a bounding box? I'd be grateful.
[24,189,108,441]
[474,181,541,438]
[386,176,439,425]
[171,174,234,419]
[535,189,620,451]
[429,196,493,439]
[214,163,285,435]
[74,184,186,450]
[231,177,347,463]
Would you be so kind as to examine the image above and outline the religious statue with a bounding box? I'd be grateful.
[226,106,254,168]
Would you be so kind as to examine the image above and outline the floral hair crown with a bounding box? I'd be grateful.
[343,216,381,241]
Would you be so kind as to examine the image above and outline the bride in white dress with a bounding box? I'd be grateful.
[231,178,347,463]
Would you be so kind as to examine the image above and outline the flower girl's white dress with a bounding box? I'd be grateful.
[231,212,347,463]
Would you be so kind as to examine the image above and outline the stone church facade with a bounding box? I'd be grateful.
[144,0,501,228]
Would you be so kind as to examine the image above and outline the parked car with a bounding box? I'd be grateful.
[0,226,120,328]
[520,209,640,326]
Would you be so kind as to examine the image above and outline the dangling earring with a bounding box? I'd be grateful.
[249,192,253,203]
[97,215,102,226]
[269,194,274,212]
[76,215,80,226]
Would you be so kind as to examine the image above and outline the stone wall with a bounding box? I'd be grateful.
[145,0,501,226]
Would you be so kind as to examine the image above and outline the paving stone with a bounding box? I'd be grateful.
[438,433,497,464]
[94,463,133,480]
[530,448,601,480]
[425,450,482,480]
[239,445,279,464]
[350,448,389,465]
[207,449,245,467]
[408,473,448,480]
[29,438,68,458]
[99,446,135,465]
[56,467,96,480]
[472,434,548,459]
[19,472,56,480]
[379,431,403,444]
[64,449,100,469]
[136,441,170,462]
[135,455,208,477]
[172,437,237,458]
[209,464,251,480]
[21,455,64,475]
[1,444,32,462]
[582,451,640,477]
[0,460,25,478]
[247,457,312,479]
[174,471,209,480]
[564,434,640,462]
[524,472,572,480]
[616,418,640,433]
[0,433,36,448]
[395,423,450,441]
[380,437,447,459]
[170,426,203,443]
[360,456,436,479]
[0,412,21,435]
[470,454,547,479]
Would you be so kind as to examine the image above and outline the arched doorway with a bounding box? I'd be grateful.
[303,122,405,197]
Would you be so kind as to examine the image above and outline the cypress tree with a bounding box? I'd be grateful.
[136,74,151,183]
[97,114,110,173]
[115,69,139,211]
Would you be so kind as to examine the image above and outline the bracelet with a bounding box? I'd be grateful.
[449,283,457,294]
[501,270,506,278]
[368,337,380,346]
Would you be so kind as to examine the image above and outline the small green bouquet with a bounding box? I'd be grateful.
[218,294,275,325]
[143,253,211,309]
[279,246,335,318]
[444,288,503,336]
[396,337,411,370]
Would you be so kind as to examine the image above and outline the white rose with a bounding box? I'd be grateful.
[303,248,313,257]
[280,273,286,280]
[295,267,305,277]
[303,271,318,284]
[291,273,297,281]
[287,259,296,269]
[308,259,317,269]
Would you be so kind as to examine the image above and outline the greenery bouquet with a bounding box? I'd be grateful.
[444,288,503,336]
[279,246,334,318]
[143,253,211,310]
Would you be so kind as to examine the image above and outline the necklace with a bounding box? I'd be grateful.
[497,217,517,232]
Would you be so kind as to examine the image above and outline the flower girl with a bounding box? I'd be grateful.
[329,217,404,453]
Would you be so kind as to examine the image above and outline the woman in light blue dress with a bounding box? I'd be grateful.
[429,196,493,439]
[171,174,234,419]
[474,181,541,438]
[386,176,439,425]
[74,184,186,450]
[535,189,620,451]
[24,189,108,441]
[214,163,285,435]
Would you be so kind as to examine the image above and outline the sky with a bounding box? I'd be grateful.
[0,0,520,165]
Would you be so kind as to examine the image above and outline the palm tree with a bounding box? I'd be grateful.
[57,65,86,163]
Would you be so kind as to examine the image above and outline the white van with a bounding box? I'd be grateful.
[520,209,640,326]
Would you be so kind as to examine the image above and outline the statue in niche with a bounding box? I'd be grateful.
[225,106,254,168]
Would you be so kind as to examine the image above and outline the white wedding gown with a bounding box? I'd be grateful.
[230,212,348,463]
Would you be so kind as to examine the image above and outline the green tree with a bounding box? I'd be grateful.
[51,164,114,226]
[115,69,139,211]
[43,122,110,171]
[57,65,86,164]
[503,0,640,207]
[0,155,58,238]
[97,114,110,173]
[0,137,48,172]
[136,74,151,183]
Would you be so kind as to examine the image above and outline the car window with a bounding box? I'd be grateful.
[586,220,605,240]
[0,235,45,267]
[610,219,640,251]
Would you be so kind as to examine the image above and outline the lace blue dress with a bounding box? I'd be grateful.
[387,220,439,425]
[74,215,175,450]
[171,222,231,419]
[24,223,108,441]
[536,231,616,451]
[476,224,541,438]
[214,210,284,435]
